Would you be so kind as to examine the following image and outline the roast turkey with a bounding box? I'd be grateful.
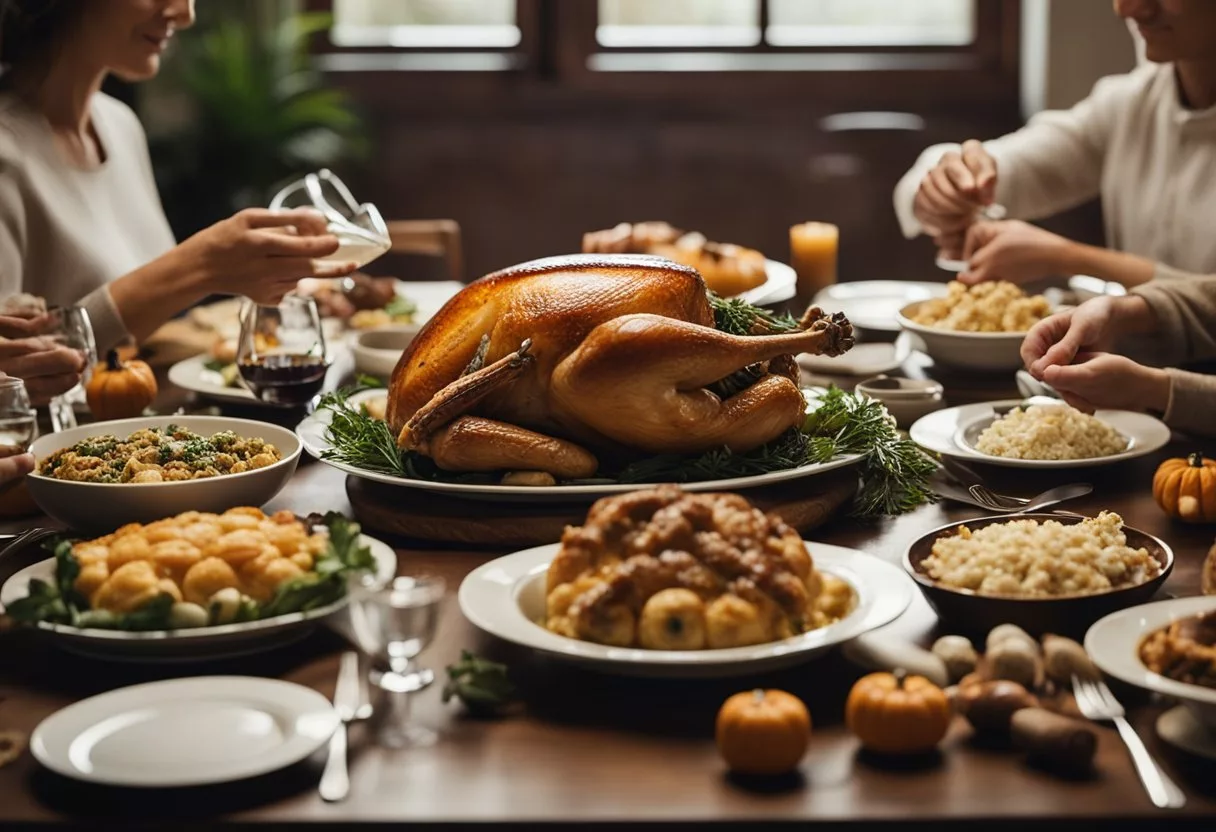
[386,254,853,480]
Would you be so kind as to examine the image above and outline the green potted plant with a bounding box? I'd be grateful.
[146,1,366,237]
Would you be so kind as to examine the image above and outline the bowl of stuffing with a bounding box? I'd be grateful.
[26,416,302,531]
[896,281,1055,371]
[904,512,1173,637]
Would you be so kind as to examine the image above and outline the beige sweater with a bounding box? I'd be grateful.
[894,62,1216,274]
[0,92,176,351]
[1132,270,1216,437]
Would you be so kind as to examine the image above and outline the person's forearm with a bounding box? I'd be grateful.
[107,247,211,344]
[1060,241,1157,288]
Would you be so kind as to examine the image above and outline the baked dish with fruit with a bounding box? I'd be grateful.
[582,221,768,297]
[544,486,854,650]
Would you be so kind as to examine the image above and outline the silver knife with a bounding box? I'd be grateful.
[1017,482,1093,514]
[319,651,361,802]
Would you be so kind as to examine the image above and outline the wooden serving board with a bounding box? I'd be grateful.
[346,467,859,547]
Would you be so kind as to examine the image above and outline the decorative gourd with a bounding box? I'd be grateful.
[1153,452,1216,523]
[715,689,811,775]
[85,350,157,422]
[845,669,952,755]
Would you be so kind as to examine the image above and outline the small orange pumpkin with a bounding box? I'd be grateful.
[1153,452,1216,523]
[715,688,811,775]
[845,669,951,755]
[85,349,158,422]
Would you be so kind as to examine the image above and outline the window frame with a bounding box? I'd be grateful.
[307,0,1021,114]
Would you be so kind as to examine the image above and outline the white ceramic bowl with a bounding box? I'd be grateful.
[349,324,419,379]
[855,375,945,429]
[1086,596,1216,730]
[459,540,914,678]
[896,300,1029,372]
[26,416,302,532]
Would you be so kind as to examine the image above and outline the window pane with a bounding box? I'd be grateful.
[332,0,520,48]
[767,0,974,47]
[598,0,761,48]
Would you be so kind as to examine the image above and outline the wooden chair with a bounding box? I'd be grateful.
[386,219,464,284]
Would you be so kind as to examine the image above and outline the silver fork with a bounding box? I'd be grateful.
[968,483,1026,512]
[1072,674,1186,809]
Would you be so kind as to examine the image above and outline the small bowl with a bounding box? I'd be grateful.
[904,513,1174,638]
[856,375,944,429]
[896,301,1029,372]
[1086,596,1216,731]
[350,324,420,379]
[26,416,302,532]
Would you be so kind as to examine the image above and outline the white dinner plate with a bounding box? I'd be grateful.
[909,400,1171,469]
[0,534,397,662]
[168,354,258,403]
[812,281,948,333]
[798,332,914,377]
[31,676,338,787]
[1086,596,1216,730]
[296,389,863,503]
[738,259,797,307]
[459,541,913,678]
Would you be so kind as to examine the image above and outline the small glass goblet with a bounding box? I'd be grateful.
[347,575,446,749]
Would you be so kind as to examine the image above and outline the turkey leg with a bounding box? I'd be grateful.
[551,312,853,454]
[421,415,598,479]
[399,339,534,450]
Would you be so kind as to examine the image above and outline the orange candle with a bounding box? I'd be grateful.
[790,222,838,303]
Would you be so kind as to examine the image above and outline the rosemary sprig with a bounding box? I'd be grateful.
[803,386,938,517]
[708,292,800,336]
[617,428,811,484]
[317,390,407,476]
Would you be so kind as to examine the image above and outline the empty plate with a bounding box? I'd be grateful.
[31,676,338,787]
[813,281,948,333]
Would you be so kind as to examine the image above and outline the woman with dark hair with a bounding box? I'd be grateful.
[0,0,356,356]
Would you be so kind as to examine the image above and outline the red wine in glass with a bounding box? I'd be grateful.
[238,354,329,406]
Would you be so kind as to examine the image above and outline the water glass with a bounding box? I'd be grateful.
[0,376,37,457]
[347,575,446,749]
[44,306,96,432]
[236,294,330,408]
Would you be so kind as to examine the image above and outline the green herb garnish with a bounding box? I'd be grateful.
[384,295,417,321]
[318,390,407,476]
[708,291,800,336]
[442,650,516,713]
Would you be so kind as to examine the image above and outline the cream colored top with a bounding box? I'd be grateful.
[0,92,176,351]
[1132,271,1216,438]
[894,62,1216,274]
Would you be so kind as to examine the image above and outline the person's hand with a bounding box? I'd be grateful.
[958,220,1074,286]
[1021,295,1122,378]
[0,337,86,405]
[0,445,34,488]
[913,139,998,256]
[177,207,358,305]
[1039,352,1171,415]
[0,312,53,339]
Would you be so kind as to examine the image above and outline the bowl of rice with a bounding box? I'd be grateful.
[957,403,1131,462]
[896,281,1054,371]
[904,512,1173,636]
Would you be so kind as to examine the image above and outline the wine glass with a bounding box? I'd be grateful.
[236,294,330,408]
[0,376,37,458]
[44,306,97,432]
[346,575,446,749]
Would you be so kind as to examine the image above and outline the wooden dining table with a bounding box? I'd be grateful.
[1,353,1215,830]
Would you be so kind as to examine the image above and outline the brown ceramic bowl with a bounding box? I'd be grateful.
[904,513,1174,638]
